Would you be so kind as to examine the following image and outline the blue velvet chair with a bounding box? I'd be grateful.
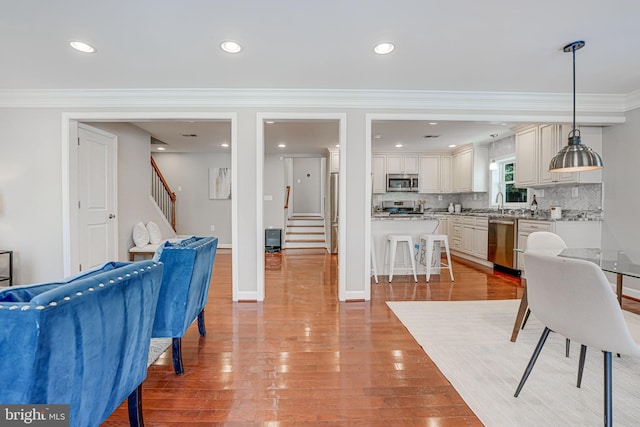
[0,260,164,427]
[152,236,218,374]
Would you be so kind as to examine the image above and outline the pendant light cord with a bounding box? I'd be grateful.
[572,44,577,136]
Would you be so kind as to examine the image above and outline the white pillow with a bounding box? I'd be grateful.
[132,222,150,248]
[146,221,162,245]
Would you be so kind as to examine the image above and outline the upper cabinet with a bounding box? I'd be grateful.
[515,124,602,187]
[452,145,488,193]
[419,155,452,193]
[328,149,340,173]
[386,154,419,174]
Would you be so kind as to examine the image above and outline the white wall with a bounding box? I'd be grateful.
[292,157,322,214]
[602,107,640,295]
[0,98,628,301]
[0,109,63,284]
[152,152,232,246]
[263,154,286,232]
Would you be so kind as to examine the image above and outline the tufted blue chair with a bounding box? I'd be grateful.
[152,236,218,374]
[0,260,164,427]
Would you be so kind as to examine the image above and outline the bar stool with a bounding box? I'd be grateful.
[371,237,379,284]
[419,233,454,282]
[384,234,418,283]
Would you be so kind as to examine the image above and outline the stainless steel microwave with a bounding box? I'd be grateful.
[386,174,419,192]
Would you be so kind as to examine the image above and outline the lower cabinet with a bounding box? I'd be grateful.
[517,219,602,277]
[449,215,488,260]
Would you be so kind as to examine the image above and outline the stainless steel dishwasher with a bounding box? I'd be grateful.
[488,217,519,273]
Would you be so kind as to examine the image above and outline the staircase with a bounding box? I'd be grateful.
[285,216,326,249]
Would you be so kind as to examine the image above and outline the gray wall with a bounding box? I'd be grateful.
[152,152,231,246]
[0,100,628,301]
[292,157,322,214]
[602,107,640,256]
[263,154,286,232]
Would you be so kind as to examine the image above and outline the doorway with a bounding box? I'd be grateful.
[62,113,238,301]
[257,113,347,301]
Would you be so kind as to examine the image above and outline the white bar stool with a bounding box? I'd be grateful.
[384,234,418,283]
[371,237,378,284]
[419,233,454,282]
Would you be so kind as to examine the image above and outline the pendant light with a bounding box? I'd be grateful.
[548,41,603,173]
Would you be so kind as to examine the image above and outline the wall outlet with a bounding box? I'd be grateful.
[538,189,544,197]
[210,225,215,231]
[572,188,579,198]
[438,195,442,200]
[473,194,477,200]
[177,186,182,192]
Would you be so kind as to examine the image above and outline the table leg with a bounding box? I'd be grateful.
[511,285,528,342]
[616,273,623,306]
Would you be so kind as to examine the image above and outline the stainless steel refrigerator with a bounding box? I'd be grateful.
[330,173,339,254]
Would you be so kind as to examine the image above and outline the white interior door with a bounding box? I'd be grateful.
[77,124,118,271]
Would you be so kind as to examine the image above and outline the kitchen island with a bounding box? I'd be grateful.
[371,215,445,279]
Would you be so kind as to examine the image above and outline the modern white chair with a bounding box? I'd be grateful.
[519,232,568,337]
[515,252,640,427]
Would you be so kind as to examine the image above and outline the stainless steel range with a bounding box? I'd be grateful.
[382,200,418,215]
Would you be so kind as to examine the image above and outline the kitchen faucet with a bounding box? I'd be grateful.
[495,192,504,214]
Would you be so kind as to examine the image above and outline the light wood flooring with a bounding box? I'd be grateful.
[104,249,640,426]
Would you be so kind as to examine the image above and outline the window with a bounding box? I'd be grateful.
[491,157,528,207]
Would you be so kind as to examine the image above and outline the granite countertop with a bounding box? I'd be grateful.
[372,210,603,222]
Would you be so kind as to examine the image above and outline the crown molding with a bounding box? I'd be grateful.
[626,89,640,112]
[0,87,629,114]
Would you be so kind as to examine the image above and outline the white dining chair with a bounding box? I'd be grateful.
[519,232,569,351]
[515,252,640,427]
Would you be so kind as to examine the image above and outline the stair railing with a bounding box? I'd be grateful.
[151,157,177,231]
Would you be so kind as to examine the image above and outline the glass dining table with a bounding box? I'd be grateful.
[510,248,640,342]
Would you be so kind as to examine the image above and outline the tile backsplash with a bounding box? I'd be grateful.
[373,183,602,213]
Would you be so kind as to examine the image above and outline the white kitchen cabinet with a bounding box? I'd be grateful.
[449,215,488,260]
[517,219,602,276]
[419,156,440,193]
[403,155,419,173]
[372,155,386,193]
[472,217,489,260]
[435,215,449,235]
[440,156,452,193]
[452,145,488,193]
[516,124,602,187]
[419,155,452,193]
[515,127,538,187]
[329,150,340,173]
[386,154,419,174]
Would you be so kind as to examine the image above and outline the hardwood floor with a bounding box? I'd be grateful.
[104,249,640,426]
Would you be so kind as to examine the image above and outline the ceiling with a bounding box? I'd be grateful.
[6,1,639,153]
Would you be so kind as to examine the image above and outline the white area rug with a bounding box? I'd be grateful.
[147,338,171,367]
[387,300,640,427]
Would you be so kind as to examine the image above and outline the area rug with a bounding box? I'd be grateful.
[147,338,171,367]
[387,300,640,426]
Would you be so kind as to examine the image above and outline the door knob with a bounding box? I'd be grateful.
[108,214,116,219]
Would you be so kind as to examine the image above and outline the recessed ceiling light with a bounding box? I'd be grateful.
[156,147,166,151]
[220,40,242,53]
[335,144,340,148]
[429,122,438,125]
[374,42,395,55]
[221,143,229,148]
[373,134,382,139]
[395,144,403,148]
[448,144,457,148]
[278,143,286,148]
[69,41,95,53]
